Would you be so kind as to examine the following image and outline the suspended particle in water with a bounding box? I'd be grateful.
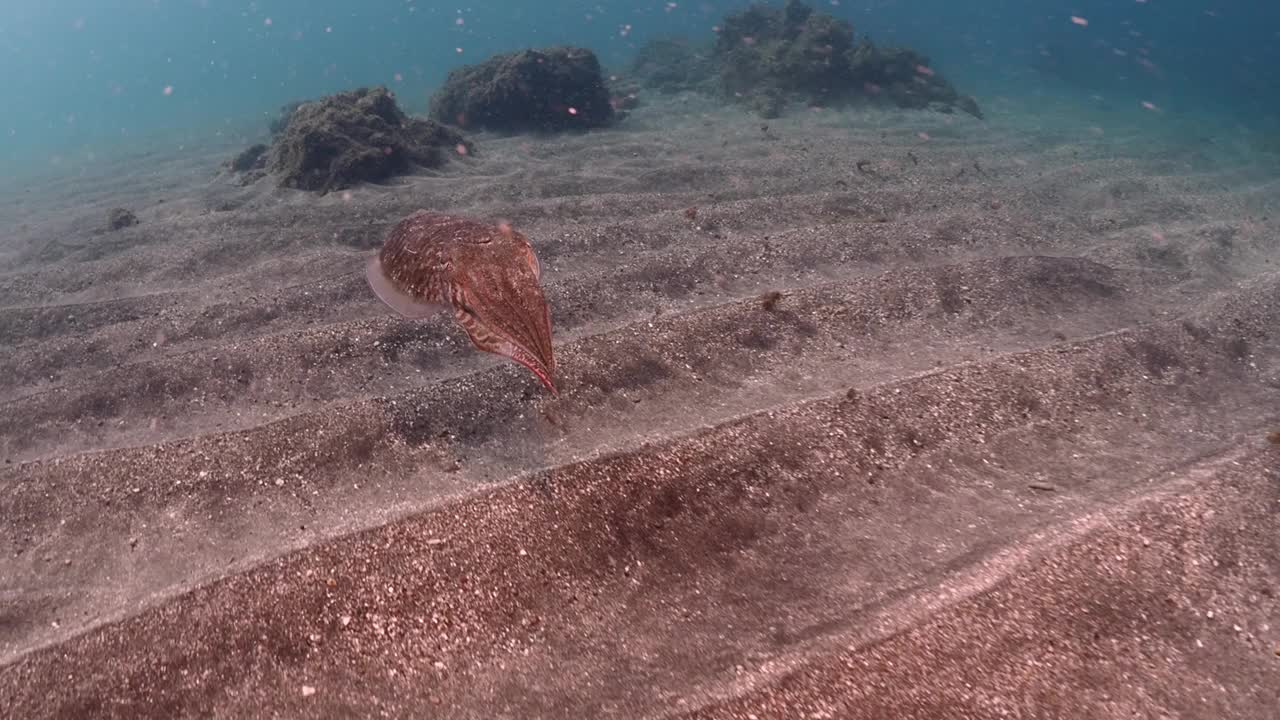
[1071,16,1088,27]
[163,85,173,95]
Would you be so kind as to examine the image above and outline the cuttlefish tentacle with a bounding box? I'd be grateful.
[366,210,558,394]
[451,278,558,394]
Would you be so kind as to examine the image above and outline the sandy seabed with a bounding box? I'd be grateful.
[1,91,1279,718]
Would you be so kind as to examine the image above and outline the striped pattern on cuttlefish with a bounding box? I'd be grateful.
[365,210,558,394]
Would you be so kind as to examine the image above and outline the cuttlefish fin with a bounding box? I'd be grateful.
[365,256,445,319]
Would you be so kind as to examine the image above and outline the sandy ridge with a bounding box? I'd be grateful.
[0,100,1277,716]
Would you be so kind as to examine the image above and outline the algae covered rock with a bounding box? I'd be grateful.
[717,0,856,105]
[428,46,615,132]
[847,43,982,118]
[265,86,471,193]
[635,0,982,121]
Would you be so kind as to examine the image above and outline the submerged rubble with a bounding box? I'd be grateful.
[428,46,616,132]
[632,0,982,120]
[227,86,471,193]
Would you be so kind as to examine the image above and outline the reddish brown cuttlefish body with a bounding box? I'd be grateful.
[365,210,557,394]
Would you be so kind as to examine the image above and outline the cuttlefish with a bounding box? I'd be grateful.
[365,210,557,394]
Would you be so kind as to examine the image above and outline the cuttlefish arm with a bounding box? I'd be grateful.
[451,284,558,395]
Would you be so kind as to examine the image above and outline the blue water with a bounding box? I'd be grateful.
[1,1,1277,179]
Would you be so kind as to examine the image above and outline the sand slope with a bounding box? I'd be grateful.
[1,94,1278,718]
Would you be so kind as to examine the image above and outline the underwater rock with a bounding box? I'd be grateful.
[105,208,138,231]
[636,0,981,121]
[268,100,305,136]
[428,46,615,132]
[628,37,719,95]
[717,0,857,107]
[262,86,471,193]
[847,43,983,119]
[227,143,268,173]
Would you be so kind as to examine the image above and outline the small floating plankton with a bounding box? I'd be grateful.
[365,210,557,394]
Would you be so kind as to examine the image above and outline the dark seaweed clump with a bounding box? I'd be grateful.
[227,86,471,193]
[105,208,138,231]
[632,0,982,120]
[428,46,616,133]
